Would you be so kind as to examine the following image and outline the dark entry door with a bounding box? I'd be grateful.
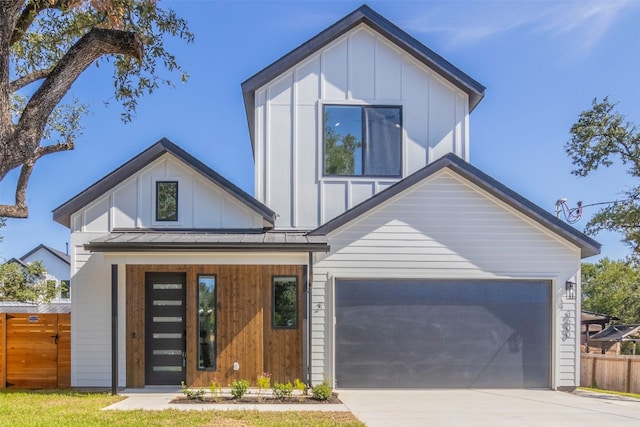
[145,272,186,385]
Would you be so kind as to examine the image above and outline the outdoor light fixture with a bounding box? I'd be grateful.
[565,280,576,300]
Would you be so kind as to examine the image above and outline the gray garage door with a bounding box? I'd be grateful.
[335,279,550,388]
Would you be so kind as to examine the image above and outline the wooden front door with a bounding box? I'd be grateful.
[145,272,186,385]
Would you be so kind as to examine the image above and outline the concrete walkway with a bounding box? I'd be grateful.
[103,387,640,426]
[337,389,640,427]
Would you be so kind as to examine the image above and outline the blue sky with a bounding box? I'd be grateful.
[1,0,639,261]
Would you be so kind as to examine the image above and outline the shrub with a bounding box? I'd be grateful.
[257,372,271,395]
[181,381,205,401]
[293,378,308,395]
[272,381,294,399]
[231,379,250,399]
[209,379,222,400]
[311,381,333,401]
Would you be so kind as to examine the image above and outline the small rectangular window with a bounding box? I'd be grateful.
[272,276,298,329]
[198,275,216,370]
[60,280,70,299]
[156,181,178,221]
[324,105,402,177]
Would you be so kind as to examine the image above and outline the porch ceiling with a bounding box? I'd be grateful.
[84,231,329,253]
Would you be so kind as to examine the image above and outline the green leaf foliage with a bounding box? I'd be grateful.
[10,0,194,127]
[0,260,58,303]
[324,112,362,175]
[582,258,640,324]
[565,98,640,256]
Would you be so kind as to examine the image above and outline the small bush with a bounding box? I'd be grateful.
[272,381,294,399]
[181,381,205,401]
[257,372,271,395]
[312,381,333,401]
[209,379,222,399]
[293,378,308,395]
[231,379,250,399]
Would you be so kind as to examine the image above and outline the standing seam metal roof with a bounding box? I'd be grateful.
[84,231,329,253]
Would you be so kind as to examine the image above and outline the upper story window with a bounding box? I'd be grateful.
[156,181,178,221]
[324,105,402,177]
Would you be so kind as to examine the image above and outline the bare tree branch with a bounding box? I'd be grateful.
[9,66,53,92]
[34,140,74,158]
[0,160,34,218]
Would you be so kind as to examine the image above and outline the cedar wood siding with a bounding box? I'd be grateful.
[126,264,304,388]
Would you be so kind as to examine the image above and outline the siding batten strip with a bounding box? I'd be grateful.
[111,264,118,395]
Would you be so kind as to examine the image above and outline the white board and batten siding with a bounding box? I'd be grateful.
[71,153,264,234]
[310,170,582,390]
[68,153,266,387]
[253,25,470,229]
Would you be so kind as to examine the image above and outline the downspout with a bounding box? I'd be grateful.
[306,251,313,387]
[111,264,118,396]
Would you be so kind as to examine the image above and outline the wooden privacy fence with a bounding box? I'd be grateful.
[0,313,70,389]
[581,353,640,394]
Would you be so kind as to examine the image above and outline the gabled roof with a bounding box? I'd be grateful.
[588,324,640,342]
[241,4,486,153]
[4,257,29,268]
[21,244,70,265]
[52,138,276,228]
[310,153,601,259]
[581,310,620,325]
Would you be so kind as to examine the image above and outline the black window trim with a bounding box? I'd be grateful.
[60,279,70,300]
[197,273,217,371]
[322,103,403,178]
[272,275,298,330]
[155,180,179,222]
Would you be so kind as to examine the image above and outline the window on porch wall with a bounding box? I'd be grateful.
[272,276,298,329]
[198,275,216,370]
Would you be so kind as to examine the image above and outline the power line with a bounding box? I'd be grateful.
[555,198,636,224]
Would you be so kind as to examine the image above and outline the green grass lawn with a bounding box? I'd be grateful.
[0,391,364,427]
[578,386,640,400]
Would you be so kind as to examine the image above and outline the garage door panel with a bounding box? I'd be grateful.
[335,280,550,388]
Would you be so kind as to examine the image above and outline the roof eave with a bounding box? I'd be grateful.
[310,154,600,259]
[52,138,276,228]
[241,5,485,154]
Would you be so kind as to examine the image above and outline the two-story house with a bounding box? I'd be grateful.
[52,5,599,391]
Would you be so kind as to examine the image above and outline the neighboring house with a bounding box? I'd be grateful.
[0,244,71,313]
[52,5,599,391]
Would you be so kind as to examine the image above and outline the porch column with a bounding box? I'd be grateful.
[111,264,118,395]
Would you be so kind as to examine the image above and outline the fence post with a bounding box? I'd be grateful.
[592,356,597,388]
[626,358,632,393]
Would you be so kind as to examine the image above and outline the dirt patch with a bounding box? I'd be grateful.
[170,394,341,405]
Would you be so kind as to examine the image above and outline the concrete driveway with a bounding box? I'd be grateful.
[338,389,640,427]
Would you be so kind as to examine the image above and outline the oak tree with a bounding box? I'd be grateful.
[0,0,193,218]
[565,98,640,256]
[0,259,57,303]
[582,258,640,324]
